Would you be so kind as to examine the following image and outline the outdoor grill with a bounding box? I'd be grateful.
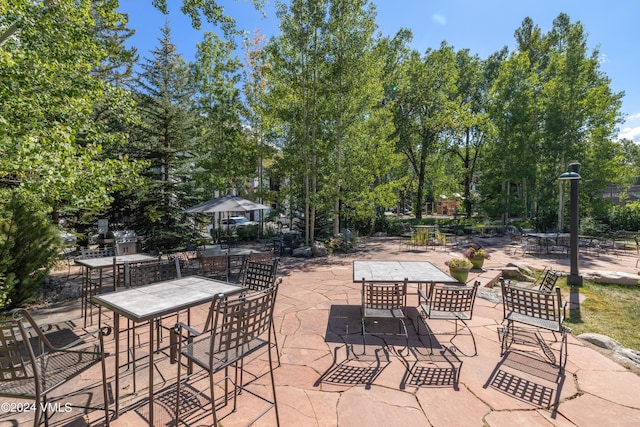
[113,230,137,243]
[113,230,138,254]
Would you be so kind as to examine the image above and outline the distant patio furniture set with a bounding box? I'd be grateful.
[353,260,568,382]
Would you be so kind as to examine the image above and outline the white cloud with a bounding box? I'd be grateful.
[619,125,640,142]
[432,13,446,25]
[627,112,640,121]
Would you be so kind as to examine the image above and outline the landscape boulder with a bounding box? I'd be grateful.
[581,270,640,286]
[578,333,622,350]
[578,333,640,372]
[614,347,640,371]
[311,241,328,257]
[292,246,313,258]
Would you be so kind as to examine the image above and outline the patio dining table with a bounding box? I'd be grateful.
[353,260,458,284]
[526,232,570,254]
[92,275,243,425]
[197,247,260,258]
[76,253,159,326]
[198,247,266,275]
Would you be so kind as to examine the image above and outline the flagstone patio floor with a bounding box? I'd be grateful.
[2,236,640,426]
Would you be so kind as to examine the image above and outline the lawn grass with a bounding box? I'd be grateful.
[558,277,640,351]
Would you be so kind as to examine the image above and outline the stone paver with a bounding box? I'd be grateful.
[2,236,640,426]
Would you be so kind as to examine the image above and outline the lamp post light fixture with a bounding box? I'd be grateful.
[559,162,583,286]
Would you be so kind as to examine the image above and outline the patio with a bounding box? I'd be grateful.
[3,236,640,426]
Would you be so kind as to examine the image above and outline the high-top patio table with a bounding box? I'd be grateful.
[197,247,260,258]
[92,275,243,425]
[353,260,458,284]
[77,253,159,326]
[526,232,570,254]
[198,247,266,276]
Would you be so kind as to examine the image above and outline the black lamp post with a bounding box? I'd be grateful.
[559,162,583,286]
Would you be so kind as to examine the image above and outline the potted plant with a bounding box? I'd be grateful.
[464,244,491,269]
[445,258,472,283]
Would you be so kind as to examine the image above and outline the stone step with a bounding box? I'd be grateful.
[469,269,502,288]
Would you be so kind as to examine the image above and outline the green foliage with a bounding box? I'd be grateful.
[609,202,640,231]
[236,225,259,241]
[261,224,279,239]
[151,0,265,34]
[0,191,60,309]
[129,23,200,252]
[192,31,257,195]
[391,43,459,219]
[0,254,15,310]
[325,233,353,254]
[446,258,472,269]
[579,216,607,236]
[264,0,400,242]
[1,1,142,219]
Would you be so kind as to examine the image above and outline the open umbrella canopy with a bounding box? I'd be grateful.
[184,194,270,214]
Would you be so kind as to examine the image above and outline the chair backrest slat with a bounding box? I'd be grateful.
[208,283,279,358]
[81,246,115,259]
[242,259,279,291]
[538,269,560,293]
[362,281,407,310]
[428,281,479,314]
[0,320,34,383]
[501,281,563,326]
[125,257,181,288]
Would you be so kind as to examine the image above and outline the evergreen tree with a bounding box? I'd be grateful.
[132,22,199,251]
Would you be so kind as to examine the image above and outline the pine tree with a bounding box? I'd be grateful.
[132,22,199,251]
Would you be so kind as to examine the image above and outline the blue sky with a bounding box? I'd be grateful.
[119,0,640,142]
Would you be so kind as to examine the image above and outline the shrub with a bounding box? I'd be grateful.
[609,202,640,231]
[236,224,259,241]
[0,192,60,309]
[325,233,352,254]
[579,216,606,236]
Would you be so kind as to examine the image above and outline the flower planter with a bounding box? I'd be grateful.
[469,256,485,269]
[449,266,470,283]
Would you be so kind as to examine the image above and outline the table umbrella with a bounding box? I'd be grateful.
[185,194,271,214]
[184,194,271,244]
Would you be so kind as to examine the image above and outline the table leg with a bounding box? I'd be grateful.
[114,314,120,418]
[82,267,88,328]
[149,319,155,427]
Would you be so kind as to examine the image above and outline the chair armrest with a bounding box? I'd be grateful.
[174,321,202,338]
[60,325,112,351]
[417,287,428,302]
[12,308,109,352]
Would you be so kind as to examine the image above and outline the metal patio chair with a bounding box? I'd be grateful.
[240,258,281,366]
[121,257,182,383]
[174,283,280,426]
[361,280,409,355]
[0,309,111,427]
[199,254,229,281]
[500,279,568,372]
[535,268,560,293]
[417,281,480,356]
